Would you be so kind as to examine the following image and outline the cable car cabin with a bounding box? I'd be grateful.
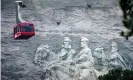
[14,22,35,39]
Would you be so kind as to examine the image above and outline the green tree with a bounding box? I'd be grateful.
[119,0,133,40]
[98,69,133,80]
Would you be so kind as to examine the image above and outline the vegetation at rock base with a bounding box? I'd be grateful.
[98,69,133,80]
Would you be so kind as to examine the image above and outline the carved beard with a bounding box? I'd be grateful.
[111,47,118,53]
[63,44,71,49]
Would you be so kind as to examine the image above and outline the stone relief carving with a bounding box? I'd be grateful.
[33,38,132,80]
[108,41,131,70]
[34,44,57,68]
[73,37,97,80]
[93,48,109,77]
[93,48,108,71]
[48,37,76,80]
[58,37,75,61]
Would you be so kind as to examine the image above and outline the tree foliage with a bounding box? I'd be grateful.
[119,0,133,40]
[98,69,133,80]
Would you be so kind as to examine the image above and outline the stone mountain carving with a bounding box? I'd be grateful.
[73,37,97,80]
[93,48,109,77]
[34,37,132,80]
[34,44,57,68]
[108,41,131,70]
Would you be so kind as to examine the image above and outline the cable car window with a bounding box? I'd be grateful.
[14,27,16,35]
[16,26,18,32]
[22,24,34,32]
[15,27,17,34]
[17,25,20,32]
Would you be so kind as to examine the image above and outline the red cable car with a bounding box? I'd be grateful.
[14,1,35,40]
[14,22,35,39]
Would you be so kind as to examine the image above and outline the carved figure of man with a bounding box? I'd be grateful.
[75,37,94,67]
[74,37,96,80]
[109,41,131,70]
[93,48,108,71]
[93,48,108,77]
[58,37,75,61]
[48,37,76,80]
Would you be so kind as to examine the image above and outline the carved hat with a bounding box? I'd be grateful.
[81,37,89,42]
[64,37,71,42]
[111,41,118,48]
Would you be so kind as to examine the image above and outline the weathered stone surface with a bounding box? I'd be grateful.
[1,0,133,80]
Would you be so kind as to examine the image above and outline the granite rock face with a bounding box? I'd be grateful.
[1,0,133,80]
